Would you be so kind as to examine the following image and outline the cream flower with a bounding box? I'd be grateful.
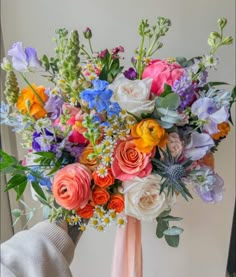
[123,174,176,221]
[109,75,155,117]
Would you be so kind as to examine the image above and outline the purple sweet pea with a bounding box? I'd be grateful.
[184,132,215,160]
[8,42,41,72]
[191,97,228,134]
[44,95,64,120]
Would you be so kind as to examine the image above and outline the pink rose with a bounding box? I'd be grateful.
[52,163,92,210]
[142,59,184,95]
[111,138,152,181]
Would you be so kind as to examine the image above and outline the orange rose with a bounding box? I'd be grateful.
[79,145,98,171]
[92,186,110,205]
[211,122,231,140]
[76,203,94,219]
[16,84,48,119]
[108,194,124,213]
[93,168,115,188]
[131,119,168,153]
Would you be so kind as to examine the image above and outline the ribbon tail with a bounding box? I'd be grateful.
[111,216,142,277]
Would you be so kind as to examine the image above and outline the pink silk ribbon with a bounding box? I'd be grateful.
[111,216,142,277]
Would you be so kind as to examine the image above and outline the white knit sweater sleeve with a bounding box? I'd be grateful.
[1,221,75,277]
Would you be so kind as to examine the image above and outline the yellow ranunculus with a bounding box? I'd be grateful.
[16,84,48,119]
[131,119,168,153]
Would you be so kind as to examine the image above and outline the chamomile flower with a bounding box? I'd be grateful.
[96,165,108,177]
[117,216,127,227]
[96,225,105,232]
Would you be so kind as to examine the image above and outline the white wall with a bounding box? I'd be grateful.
[1,1,235,276]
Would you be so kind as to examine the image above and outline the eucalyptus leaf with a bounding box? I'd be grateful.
[163,226,184,236]
[156,220,169,238]
[11,209,22,218]
[165,234,180,247]
[162,216,183,222]
[158,209,171,218]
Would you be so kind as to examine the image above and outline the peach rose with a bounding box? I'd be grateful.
[76,203,94,219]
[92,186,110,205]
[142,59,184,95]
[79,145,98,171]
[52,163,92,210]
[131,119,168,153]
[111,138,152,181]
[93,168,115,188]
[16,84,48,119]
[108,194,124,213]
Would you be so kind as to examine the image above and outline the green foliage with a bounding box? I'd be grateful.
[156,210,183,247]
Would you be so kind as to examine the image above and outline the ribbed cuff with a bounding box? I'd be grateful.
[31,221,75,265]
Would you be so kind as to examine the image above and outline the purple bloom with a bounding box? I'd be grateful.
[44,94,64,120]
[184,132,215,160]
[192,167,224,203]
[124,67,138,80]
[191,97,228,134]
[32,129,54,152]
[8,42,41,72]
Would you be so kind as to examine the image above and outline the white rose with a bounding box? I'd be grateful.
[123,174,176,221]
[109,75,155,117]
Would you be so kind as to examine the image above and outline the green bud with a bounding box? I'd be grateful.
[209,32,220,39]
[222,36,233,45]
[207,37,215,47]
[25,99,31,113]
[1,57,13,72]
[4,71,20,105]
[83,27,92,39]
[217,17,227,29]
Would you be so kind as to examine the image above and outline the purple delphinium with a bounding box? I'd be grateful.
[123,67,138,80]
[8,42,41,72]
[44,94,64,120]
[172,71,197,111]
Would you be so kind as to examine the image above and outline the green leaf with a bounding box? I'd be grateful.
[165,234,180,247]
[162,216,183,222]
[160,84,173,97]
[5,174,27,191]
[34,151,56,159]
[156,219,168,238]
[160,93,180,109]
[35,194,52,208]
[163,226,184,236]
[31,181,47,200]
[158,209,171,218]
[11,209,23,218]
[175,56,188,67]
[15,181,27,200]
[0,149,17,170]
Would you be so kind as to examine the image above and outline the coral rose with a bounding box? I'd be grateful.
[76,203,94,219]
[93,168,115,188]
[52,163,92,210]
[16,84,48,119]
[108,194,124,213]
[142,59,184,95]
[131,119,168,153]
[79,145,98,171]
[92,186,110,205]
[111,138,152,181]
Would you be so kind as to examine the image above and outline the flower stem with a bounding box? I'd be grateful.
[20,73,45,106]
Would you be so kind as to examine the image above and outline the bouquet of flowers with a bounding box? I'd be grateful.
[1,17,235,252]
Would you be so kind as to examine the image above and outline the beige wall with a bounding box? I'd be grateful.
[1,0,235,276]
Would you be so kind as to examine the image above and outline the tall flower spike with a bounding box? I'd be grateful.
[4,71,20,105]
[152,147,193,201]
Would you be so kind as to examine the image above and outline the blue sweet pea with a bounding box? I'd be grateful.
[80,80,113,113]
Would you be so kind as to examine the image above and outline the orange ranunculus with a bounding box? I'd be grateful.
[93,168,115,188]
[108,194,124,213]
[211,122,231,140]
[16,84,48,119]
[76,203,94,219]
[199,152,215,170]
[92,186,110,205]
[79,145,98,171]
[131,119,168,153]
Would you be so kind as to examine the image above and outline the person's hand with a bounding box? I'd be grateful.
[55,219,88,246]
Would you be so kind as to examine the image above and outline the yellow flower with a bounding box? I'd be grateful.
[131,119,168,153]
